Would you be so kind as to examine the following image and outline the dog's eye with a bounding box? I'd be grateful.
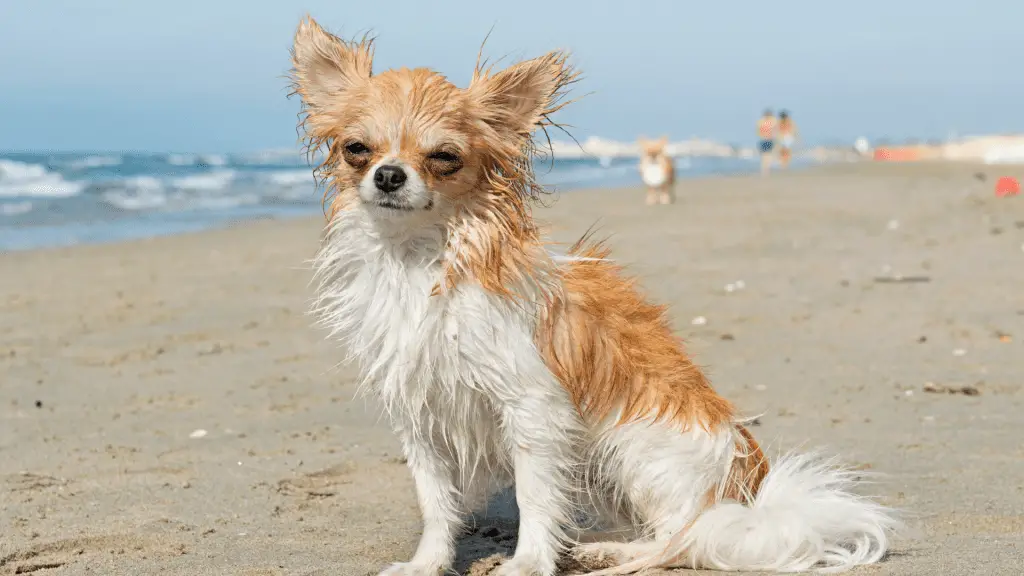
[427,151,459,163]
[426,150,463,176]
[345,142,370,155]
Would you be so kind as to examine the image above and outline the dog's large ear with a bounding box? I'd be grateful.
[658,135,669,146]
[469,51,574,137]
[290,16,373,111]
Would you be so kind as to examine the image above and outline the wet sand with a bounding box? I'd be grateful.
[2,162,1023,575]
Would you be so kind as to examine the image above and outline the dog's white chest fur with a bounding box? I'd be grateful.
[311,212,557,493]
[640,159,669,187]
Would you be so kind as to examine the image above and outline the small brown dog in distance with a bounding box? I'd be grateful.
[638,136,675,205]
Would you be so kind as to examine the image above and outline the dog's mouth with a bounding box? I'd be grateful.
[371,198,433,212]
[373,199,415,211]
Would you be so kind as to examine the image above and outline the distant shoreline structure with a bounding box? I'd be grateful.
[545,134,1024,165]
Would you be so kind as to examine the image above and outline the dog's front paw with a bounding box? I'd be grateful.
[492,555,556,576]
[377,561,441,576]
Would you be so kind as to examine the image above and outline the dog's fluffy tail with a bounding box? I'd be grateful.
[587,451,899,574]
[676,451,898,572]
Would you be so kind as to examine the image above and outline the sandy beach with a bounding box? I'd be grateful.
[2,162,1023,575]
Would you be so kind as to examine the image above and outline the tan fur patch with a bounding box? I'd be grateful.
[537,236,734,431]
[720,425,770,503]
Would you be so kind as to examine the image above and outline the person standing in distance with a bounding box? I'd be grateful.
[757,109,776,176]
[777,109,799,169]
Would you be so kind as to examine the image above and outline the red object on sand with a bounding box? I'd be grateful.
[995,177,1021,197]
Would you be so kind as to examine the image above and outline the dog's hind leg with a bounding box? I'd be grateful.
[570,540,665,574]
[565,420,737,575]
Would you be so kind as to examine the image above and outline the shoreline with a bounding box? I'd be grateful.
[9,147,1019,254]
[3,158,1017,255]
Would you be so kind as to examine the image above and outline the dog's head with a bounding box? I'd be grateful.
[290,17,575,231]
[638,136,669,162]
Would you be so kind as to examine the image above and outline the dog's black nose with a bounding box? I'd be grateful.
[373,165,407,193]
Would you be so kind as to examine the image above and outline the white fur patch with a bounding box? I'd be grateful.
[578,449,900,575]
[640,161,668,188]
[358,158,433,212]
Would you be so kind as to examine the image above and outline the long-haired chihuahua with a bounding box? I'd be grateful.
[290,16,898,576]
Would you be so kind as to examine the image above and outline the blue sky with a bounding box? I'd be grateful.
[1,0,1020,152]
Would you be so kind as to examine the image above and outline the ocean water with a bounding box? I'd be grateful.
[0,151,759,251]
